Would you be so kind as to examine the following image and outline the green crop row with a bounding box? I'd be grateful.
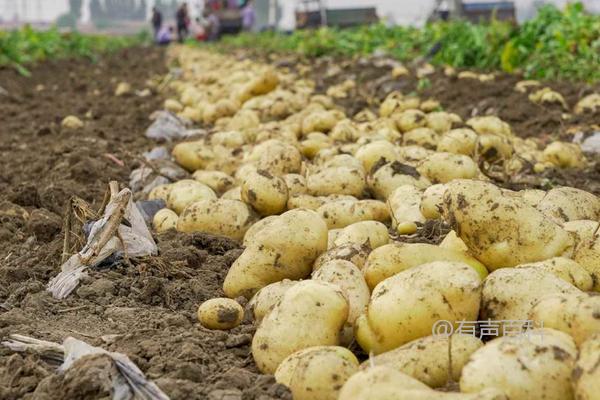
[217,3,600,82]
[0,26,148,76]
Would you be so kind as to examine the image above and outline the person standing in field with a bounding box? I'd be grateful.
[241,0,256,32]
[203,8,221,41]
[176,2,190,43]
[151,7,163,38]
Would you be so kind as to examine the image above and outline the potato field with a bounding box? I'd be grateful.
[1,6,600,400]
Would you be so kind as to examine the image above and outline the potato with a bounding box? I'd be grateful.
[395,109,427,132]
[283,174,307,196]
[313,243,370,271]
[437,129,478,155]
[166,180,217,214]
[460,329,577,400]
[247,68,279,96]
[573,335,600,399]
[221,186,242,201]
[172,140,207,171]
[302,110,340,134]
[573,234,600,290]
[417,152,479,183]
[248,279,298,322]
[241,170,289,216]
[388,185,426,233]
[363,243,488,290]
[192,170,235,195]
[355,141,399,172]
[481,267,580,322]
[543,141,586,169]
[330,119,360,142]
[356,261,481,354]
[439,230,470,253]
[466,116,512,137]
[321,154,364,170]
[403,127,439,149]
[256,141,303,176]
[197,298,243,330]
[340,366,507,400]
[397,145,434,166]
[332,221,389,250]
[224,209,328,298]
[164,98,183,113]
[317,199,389,229]
[287,194,326,210]
[426,111,454,134]
[536,187,600,224]
[574,93,600,114]
[252,280,348,373]
[475,134,513,162]
[364,334,483,388]
[420,183,447,219]
[443,180,574,269]
[515,257,593,291]
[517,188,546,208]
[275,346,359,400]
[177,198,257,240]
[211,130,245,148]
[530,293,600,346]
[368,161,430,200]
[153,208,178,233]
[300,138,332,159]
[564,220,600,242]
[242,215,278,246]
[307,166,366,198]
[148,184,172,202]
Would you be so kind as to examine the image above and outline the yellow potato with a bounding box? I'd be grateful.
[437,129,478,155]
[197,298,243,330]
[241,170,289,216]
[282,173,307,196]
[368,161,430,200]
[248,279,298,322]
[388,185,426,233]
[439,230,470,253]
[417,152,479,183]
[426,111,454,134]
[543,141,586,169]
[466,116,512,137]
[420,183,447,219]
[317,199,390,229]
[307,166,366,198]
[536,187,600,224]
[166,180,217,214]
[563,220,600,242]
[287,194,326,210]
[573,334,600,399]
[403,127,439,149]
[395,109,427,132]
[313,243,371,271]
[192,170,235,195]
[355,141,399,172]
[148,184,172,202]
[332,220,389,250]
[515,257,593,291]
[153,208,178,233]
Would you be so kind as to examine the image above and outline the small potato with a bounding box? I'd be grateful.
[573,335,600,399]
[153,208,178,233]
[241,170,289,216]
[420,183,447,219]
[255,140,303,176]
[332,220,389,250]
[192,170,235,195]
[287,194,326,210]
[466,116,512,137]
[355,141,399,172]
[417,152,479,183]
[275,346,359,400]
[403,127,439,149]
[515,257,593,291]
[364,334,483,388]
[397,145,433,166]
[197,298,243,330]
[164,98,183,113]
[574,93,600,114]
[248,279,298,322]
[282,174,307,196]
[307,166,366,198]
[61,115,84,129]
[368,161,430,200]
[313,243,371,271]
[211,130,245,148]
[252,280,348,374]
[460,329,577,400]
[543,141,586,169]
[330,119,360,142]
[171,140,206,172]
[395,109,427,132]
[536,187,600,224]
[148,184,172,202]
[363,243,488,290]
[443,180,574,269]
[439,230,470,253]
[318,199,389,229]
[166,180,217,214]
[437,128,478,155]
[356,261,481,354]
[476,134,514,162]
[426,111,454,134]
[388,185,426,233]
[302,110,340,134]
[177,199,257,240]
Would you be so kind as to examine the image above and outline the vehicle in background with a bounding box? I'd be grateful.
[295,0,378,29]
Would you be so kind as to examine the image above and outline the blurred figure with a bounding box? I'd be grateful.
[190,17,207,41]
[241,0,256,31]
[151,7,163,38]
[203,8,221,41]
[156,26,174,46]
[176,2,190,42]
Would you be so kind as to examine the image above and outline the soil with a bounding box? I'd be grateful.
[0,45,599,400]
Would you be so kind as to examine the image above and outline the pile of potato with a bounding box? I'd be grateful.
[150,47,600,400]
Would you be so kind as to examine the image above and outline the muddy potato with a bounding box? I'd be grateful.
[443,180,574,269]
[515,257,593,291]
[224,209,328,298]
[241,170,289,216]
[481,267,580,322]
[307,166,366,198]
[564,220,600,242]
[321,154,364,170]
[475,134,513,162]
[192,170,235,195]
[460,329,577,400]
[573,335,600,399]
[166,180,217,214]
[387,185,425,234]
[530,293,600,346]
[148,184,172,202]
[536,187,600,224]
[364,334,484,388]
[287,193,326,210]
[466,116,512,137]
[420,183,447,219]
[172,140,209,171]
[355,141,399,172]
[332,220,389,250]
[368,161,430,200]
[313,243,370,271]
[395,109,427,132]
[574,93,600,114]
[317,199,389,229]
[363,243,488,290]
[437,129,478,155]
[300,138,332,159]
[417,152,479,183]
[242,215,278,246]
[330,119,360,142]
[252,280,349,374]
[356,261,482,354]
[283,174,307,195]
[426,111,454,134]
[302,110,340,134]
[197,298,243,330]
[403,127,439,149]
[211,130,245,148]
[256,141,303,176]
[397,145,434,166]
[248,279,298,322]
[275,346,359,400]
[221,186,242,201]
[517,188,546,208]
[543,141,586,169]
[573,234,600,291]
[153,208,178,233]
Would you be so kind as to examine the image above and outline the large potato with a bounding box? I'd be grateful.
[223,209,328,298]
[248,279,298,322]
[241,169,289,216]
[363,243,488,290]
[368,161,430,200]
[252,280,348,373]
[317,199,389,229]
[536,187,600,224]
[364,334,483,388]
[254,140,303,176]
[417,152,479,183]
[307,166,366,198]
[443,180,574,269]
[332,220,389,250]
[356,261,481,354]
[515,257,593,291]
[564,220,600,242]
[275,346,359,400]
[460,329,577,400]
[166,180,217,214]
[573,335,600,399]
[177,198,257,240]
[313,243,371,271]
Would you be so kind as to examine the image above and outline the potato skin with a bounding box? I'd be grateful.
[573,335,600,400]
[536,187,600,225]
[515,257,593,291]
[241,169,289,216]
[275,346,359,400]
[177,199,257,240]
[153,208,178,233]
[252,280,349,374]
[166,180,217,214]
[317,199,390,229]
[356,261,482,354]
[248,279,298,322]
[197,298,243,330]
[417,152,479,183]
[332,220,389,250]
[307,166,366,198]
[313,243,371,271]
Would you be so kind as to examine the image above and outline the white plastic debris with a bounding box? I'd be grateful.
[145,111,205,142]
